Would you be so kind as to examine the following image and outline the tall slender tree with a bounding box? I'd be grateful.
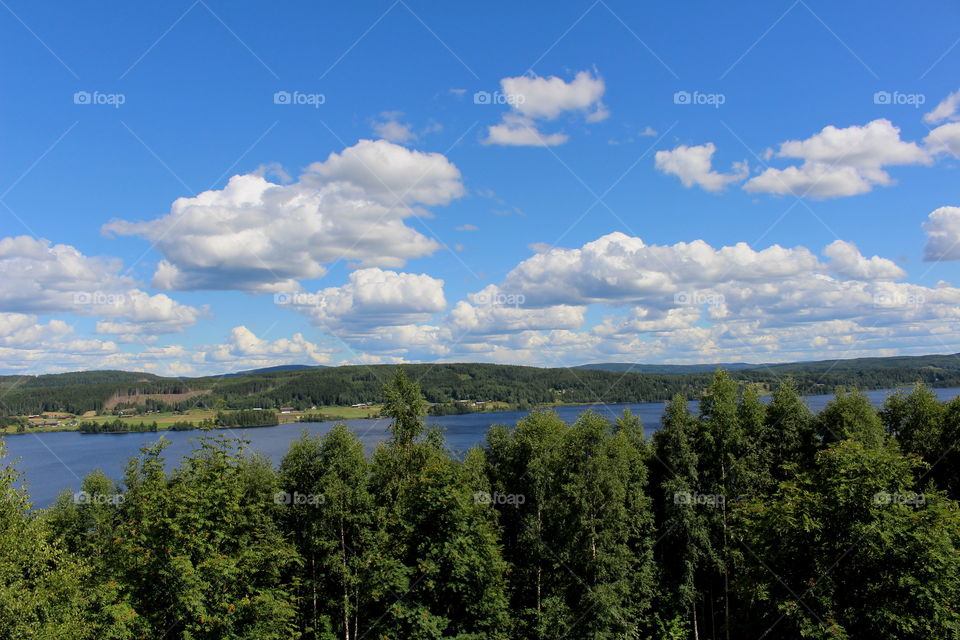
[654,394,708,639]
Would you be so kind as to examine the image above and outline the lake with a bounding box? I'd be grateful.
[6,387,960,508]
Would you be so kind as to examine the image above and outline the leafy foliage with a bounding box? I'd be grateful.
[4,371,960,639]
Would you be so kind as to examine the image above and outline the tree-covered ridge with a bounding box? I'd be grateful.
[6,354,960,417]
[3,369,960,639]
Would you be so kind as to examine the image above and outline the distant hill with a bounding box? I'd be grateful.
[576,353,960,375]
[210,364,327,378]
[4,353,960,417]
[575,362,756,374]
[0,370,163,390]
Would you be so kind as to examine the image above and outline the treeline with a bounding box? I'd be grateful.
[4,369,960,639]
[7,359,960,418]
[77,419,159,434]
[215,409,280,428]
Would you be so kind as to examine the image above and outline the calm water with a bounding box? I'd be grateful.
[6,387,960,508]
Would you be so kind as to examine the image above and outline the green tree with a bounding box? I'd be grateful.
[46,469,120,559]
[881,383,944,461]
[763,377,816,481]
[0,443,142,639]
[816,389,886,449]
[935,397,960,499]
[109,436,299,639]
[653,394,709,639]
[734,439,960,639]
[485,411,567,638]
[369,375,510,639]
[694,370,749,640]
[381,367,428,446]
[277,425,376,640]
[737,384,771,493]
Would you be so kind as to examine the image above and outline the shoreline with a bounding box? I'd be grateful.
[0,385,927,437]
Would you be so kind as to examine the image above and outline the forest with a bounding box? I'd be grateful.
[5,354,960,417]
[2,368,959,639]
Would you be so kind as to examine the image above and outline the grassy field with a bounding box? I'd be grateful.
[305,405,382,420]
[2,406,385,434]
[110,409,218,426]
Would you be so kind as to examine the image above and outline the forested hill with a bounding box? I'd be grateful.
[4,354,960,416]
[575,362,756,373]
[577,352,960,374]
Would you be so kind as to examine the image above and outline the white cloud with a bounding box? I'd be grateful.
[372,111,416,143]
[495,232,829,307]
[923,206,960,261]
[0,312,122,373]
[924,88,960,124]
[0,314,72,347]
[293,267,446,331]
[103,139,465,292]
[483,70,607,147]
[744,119,930,199]
[449,285,585,335]
[483,113,568,147]
[0,235,201,335]
[925,122,960,158]
[654,143,748,192]
[425,231,960,366]
[502,70,607,121]
[823,240,905,280]
[205,326,331,365]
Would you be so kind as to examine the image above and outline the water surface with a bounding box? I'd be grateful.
[6,387,959,508]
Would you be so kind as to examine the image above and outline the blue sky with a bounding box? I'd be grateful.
[2,0,960,375]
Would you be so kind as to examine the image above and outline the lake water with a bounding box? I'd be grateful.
[6,387,960,508]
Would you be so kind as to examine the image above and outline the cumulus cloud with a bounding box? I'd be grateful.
[483,70,607,146]
[371,111,416,143]
[432,230,960,366]
[924,89,960,125]
[448,285,585,335]
[923,206,960,261]
[0,236,201,335]
[493,232,829,307]
[205,326,332,365]
[484,113,569,147]
[925,122,960,158]
[0,320,342,376]
[103,139,465,292]
[291,267,446,332]
[0,312,121,373]
[654,143,748,192]
[502,70,608,121]
[744,119,930,199]
[823,240,905,280]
